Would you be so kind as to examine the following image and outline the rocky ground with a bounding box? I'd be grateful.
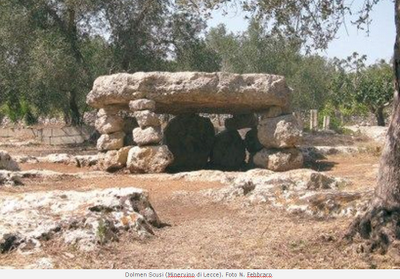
[1,131,399,269]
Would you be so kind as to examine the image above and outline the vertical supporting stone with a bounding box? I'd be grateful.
[323,116,330,130]
[310,109,318,131]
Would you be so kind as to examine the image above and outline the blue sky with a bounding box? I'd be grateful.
[207,1,395,65]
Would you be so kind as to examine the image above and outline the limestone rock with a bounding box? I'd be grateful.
[129,99,156,112]
[260,106,283,119]
[257,114,302,148]
[95,114,124,134]
[224,114,258,130]
[164,114,215,172]
[87,72,291,114]
[133,110,161,128]
[253,148,304,172]
[97,132,125,151]
[132,127,162,146]
[97,105,125,117]
[98,146,132,172]
[0,187,160,253]
[83,110,97,126]
[0,151,20,171]
[0,170,22,186]
[244,128,264,153]
[127,145,173,173]
[210,130,246,171]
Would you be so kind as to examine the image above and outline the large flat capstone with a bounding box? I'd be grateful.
[87,72,291,114]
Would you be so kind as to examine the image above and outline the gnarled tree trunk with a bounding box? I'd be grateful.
[374,0,400,209]
[347,0,400,253]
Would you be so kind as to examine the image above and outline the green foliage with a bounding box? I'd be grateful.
[328,53,393,126]
[205,20,334,111]
[0,0,215,124]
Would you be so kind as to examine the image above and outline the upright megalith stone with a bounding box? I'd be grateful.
[224,114,258,130]
[210,130,246,171]
[127,145,173,173]
[257,114,302,149]
[164,114,215,172]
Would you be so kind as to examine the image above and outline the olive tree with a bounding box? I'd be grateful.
[178,0,400,252]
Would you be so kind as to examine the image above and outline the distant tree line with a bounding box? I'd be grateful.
[0,0,393,127]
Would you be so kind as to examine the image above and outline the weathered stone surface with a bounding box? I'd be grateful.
[97,132,125,151]
[133,110,161,128]
[132,127,162,146]
[244,128,264,153]
[204,169,363,218]
[95,114,124,134]
[253,148,304,172]
[210,130,246,171]
[98,146,132,172]
[83,110,97,126]
[129,99,156,112]
[97,105,125,117]
[257,114,302,148]
[260,106,283,119]
[164,114,215,172]
[127,145,173,174]
[0,188,160,253]
[87,72,291,114]
[0,170,22,186]
[224,114,258,130]
[0,151,20,171]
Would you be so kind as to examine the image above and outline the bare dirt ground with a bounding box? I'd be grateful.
[1,133,397,269]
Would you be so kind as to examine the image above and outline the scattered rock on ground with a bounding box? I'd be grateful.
[203,169,366,217]
[0,187,161,253]
[0,150,20,171]
[253,148,304,172]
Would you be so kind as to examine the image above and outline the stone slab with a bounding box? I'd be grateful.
[87,72,292,114]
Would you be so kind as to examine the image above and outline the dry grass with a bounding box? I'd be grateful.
[2,150,399,269]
